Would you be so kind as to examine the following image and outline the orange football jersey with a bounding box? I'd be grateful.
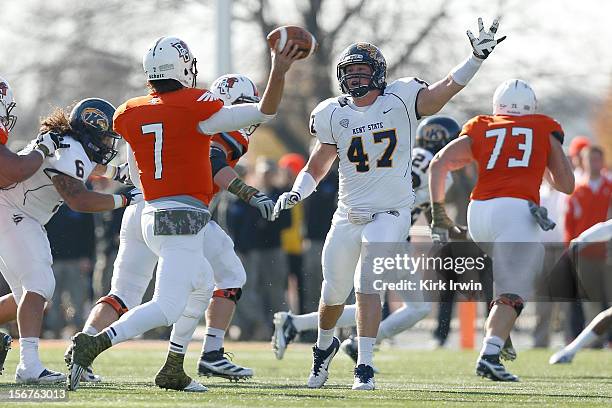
[0,122,8,145]
[462,114,562,204]
[114,88,224,204]
[211,130,249,196]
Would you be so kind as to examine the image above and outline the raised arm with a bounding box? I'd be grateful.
[416,18,506,117]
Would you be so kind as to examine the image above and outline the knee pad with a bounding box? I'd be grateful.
[490,293,524,316]
[212,288,242,304]
[97,294,129,317]
[321,280,351,306]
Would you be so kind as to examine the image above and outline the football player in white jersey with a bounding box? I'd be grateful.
[273,18,505,390]
[65,75,272,391]
[272,116,460,361]
[0,98,141,384]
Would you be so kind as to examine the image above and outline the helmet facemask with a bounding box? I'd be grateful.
[0,100,16,131]
[338,63,376,98]
[336,43,387,98]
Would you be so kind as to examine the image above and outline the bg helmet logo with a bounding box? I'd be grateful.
[81,107,109,131]
[217,77,238,96]
[172,41,191,63]
[423,123,449,142]
[0,82,8,98]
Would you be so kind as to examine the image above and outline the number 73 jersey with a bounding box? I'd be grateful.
[309,77,427,212]
[462,114,563,204]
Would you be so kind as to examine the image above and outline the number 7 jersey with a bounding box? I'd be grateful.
[462,114,563,204]
[309,77,427,212]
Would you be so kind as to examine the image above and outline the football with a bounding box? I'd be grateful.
[266,25,318,59]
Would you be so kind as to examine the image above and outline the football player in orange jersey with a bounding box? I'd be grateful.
[429,79,574,381]
[68,36,302,391]
[0,76,68,188]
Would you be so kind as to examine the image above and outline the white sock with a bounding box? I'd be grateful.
[83,325,99,336]
[356,336,376,366]
[316,327,335,350]
[377,304,428,343]
[203,327,225,353]
[565,329,599,355]
[104,301,168,345]
[292,312,319,332]
[168,313,201,355]
[18,337,43,374]
[479,335,505,357]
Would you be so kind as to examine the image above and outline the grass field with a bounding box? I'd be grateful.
[0,340,611,407]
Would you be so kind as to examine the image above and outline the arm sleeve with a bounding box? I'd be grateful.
[210,146,230,176]
[126,144,142,190]
[198,103,274,135]
[309,100,336,145]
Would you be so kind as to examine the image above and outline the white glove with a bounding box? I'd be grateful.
[110,163,132,185]
[272,191,301,221]
[120,188,143,206]
[34,132,68,157]
[467,17,506,59]
[249,192,275,221]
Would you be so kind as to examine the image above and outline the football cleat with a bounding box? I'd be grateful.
[64,342,101,382]
[549,349,575,365]
[307,337,340,389]
[198,348,253,381]
[272,311,298,360]
[156,362,207,392]
[500,335,517,361]
[0,331,11,375]
[16,368,66,384]
[476,354,519,382]
[352,364,375,390]
[67,332,111,391]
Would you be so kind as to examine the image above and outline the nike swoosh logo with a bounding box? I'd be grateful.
[383,109,392,114]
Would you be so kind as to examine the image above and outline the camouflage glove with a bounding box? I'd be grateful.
[431,202,468,243]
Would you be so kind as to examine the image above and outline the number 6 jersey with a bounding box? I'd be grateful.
[461,114,562,204]
[0,135,95,225]
[310,77,427,212]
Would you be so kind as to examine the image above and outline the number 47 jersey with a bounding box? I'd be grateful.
[310,77,427,212]
[462,114,563,205]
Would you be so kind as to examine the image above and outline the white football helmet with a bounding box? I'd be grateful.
[142,36,198,88]
[211,74,260,135]
[492,79,537,116]
[210,74,260,106]
[0,77,16,131]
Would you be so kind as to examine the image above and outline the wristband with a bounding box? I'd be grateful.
[227,178,259,202]
[449,54,483,86]
[112,194,126,209]
[291,170,317,200]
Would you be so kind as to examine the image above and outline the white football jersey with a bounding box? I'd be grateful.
[0,135,95,225]
[310,77,427,212]
[410,146,453,225]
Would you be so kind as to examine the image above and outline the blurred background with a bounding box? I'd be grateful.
[0,0,610,349]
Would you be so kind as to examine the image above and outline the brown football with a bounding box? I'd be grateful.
[266,25,318,59]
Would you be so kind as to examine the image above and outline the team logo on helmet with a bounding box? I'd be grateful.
[216,76,239,96]
[171,40,191,63]
[0,82,8,98]
[356,43,379,60]
[422,123,449,142]
[81,107,110,131]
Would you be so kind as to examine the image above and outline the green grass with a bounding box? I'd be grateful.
[0,341,611,407]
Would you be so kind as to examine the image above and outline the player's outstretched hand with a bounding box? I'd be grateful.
[272,191,301,221]
[249,192,275,221]
[271,40,304,75]
[467,17,506,59]
[112,163,132,185]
